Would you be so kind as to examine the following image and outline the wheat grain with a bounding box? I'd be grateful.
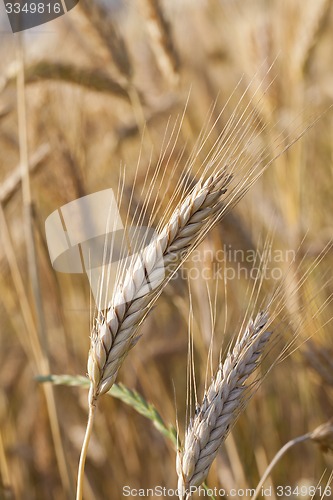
[176,311,272,499]
[87,169,232,405]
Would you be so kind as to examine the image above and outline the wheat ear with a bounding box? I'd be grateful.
[87,169,232,406]
[176,311,272,500]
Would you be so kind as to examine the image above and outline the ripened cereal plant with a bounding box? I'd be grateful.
[0,1,332,499]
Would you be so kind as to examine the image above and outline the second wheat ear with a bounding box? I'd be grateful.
[177,311,271,500]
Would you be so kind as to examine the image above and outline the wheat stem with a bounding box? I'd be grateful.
[76,398,97,500]
[251,434,311,500]
[252,419,333,500]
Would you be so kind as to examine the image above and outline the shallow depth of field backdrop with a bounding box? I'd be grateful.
[0,0,333,499]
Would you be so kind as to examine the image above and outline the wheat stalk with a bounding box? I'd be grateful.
[74,169,232,499]
[140,0,180,85]
[79,0,133,80]
[251,419,333,500]
[176,311,272,500]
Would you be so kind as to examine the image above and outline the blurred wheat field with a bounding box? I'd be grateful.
[0,1,333,499]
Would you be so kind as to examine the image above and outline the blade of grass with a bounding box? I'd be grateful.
[37,374,177,446]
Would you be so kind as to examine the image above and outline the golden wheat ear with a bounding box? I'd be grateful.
[87,170,232,404]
